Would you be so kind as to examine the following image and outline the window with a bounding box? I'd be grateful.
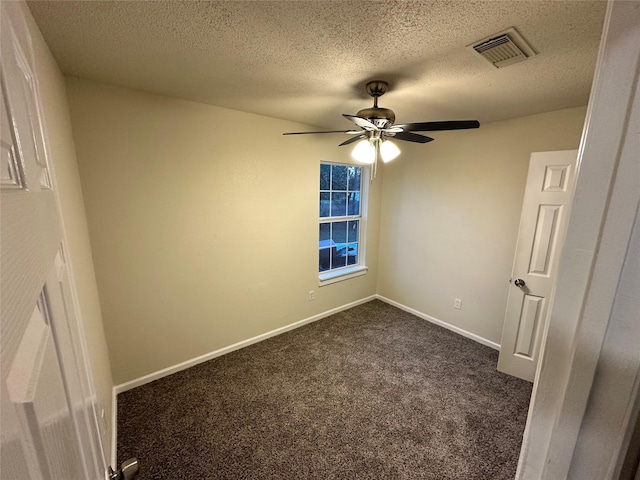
[319,163,367,284]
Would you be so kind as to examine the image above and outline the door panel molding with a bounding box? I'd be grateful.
[514,295,544,359]
[528,204,562,276]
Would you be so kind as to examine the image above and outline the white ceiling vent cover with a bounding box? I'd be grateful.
[468,27,536,68]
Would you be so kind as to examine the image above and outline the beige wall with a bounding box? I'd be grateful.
[22,5,114,460]
[377,106,587,345]
[66,78,381,384]
[64,76,586,385]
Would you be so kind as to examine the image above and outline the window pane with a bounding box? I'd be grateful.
[319,223,330,247]
[332,221,347,244]
[348,166,361,192]
[331,192,347,217]
[331,165,348,190]
[320,223,331,241]
[320,164,331,190]
[319,248,330,272]
[347,192,360,216]
[348,220,359,242]
[346,243,358,265]
[332,245,347,268]
[320,192,330,217]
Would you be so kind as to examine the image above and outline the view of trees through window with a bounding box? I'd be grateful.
[319,163,362,272]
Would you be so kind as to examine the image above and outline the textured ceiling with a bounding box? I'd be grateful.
[28,1,607,129]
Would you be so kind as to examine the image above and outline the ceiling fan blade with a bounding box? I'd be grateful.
[342,114,378,131]
[283,130,361,135]
[338,134,366,147]
[392,131,434,144]
[394,120,480,132]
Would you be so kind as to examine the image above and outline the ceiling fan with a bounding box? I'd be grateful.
[283,80,480,176]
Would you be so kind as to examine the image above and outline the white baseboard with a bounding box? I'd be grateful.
[114,295,377,395]
[110,386,117,468]
[375,295,501,351]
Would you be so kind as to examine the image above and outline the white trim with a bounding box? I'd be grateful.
[319,265,368,286]
[114,295,377,394]
[375,295,501,351]
[110,387,117,469]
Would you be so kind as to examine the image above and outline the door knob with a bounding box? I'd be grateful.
[514,278,526,288]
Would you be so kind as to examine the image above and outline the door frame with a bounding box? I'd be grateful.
[517,0,640,478]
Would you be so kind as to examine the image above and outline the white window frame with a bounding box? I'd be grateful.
[318,162,369,286]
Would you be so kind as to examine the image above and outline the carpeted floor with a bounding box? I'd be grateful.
[117,300,532,479]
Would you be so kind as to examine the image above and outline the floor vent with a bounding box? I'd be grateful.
[469,27,536,68]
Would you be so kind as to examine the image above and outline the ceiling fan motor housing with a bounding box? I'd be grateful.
[356,107,396,128]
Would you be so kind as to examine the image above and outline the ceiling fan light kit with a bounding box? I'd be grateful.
[351,138,400,164]
[283,80,480,179]
[351,139,376,164]
[379,140,400,163]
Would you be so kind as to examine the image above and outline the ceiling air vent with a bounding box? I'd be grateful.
[468,27,536,68]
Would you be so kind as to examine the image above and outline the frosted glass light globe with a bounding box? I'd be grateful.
[351,139,375,164]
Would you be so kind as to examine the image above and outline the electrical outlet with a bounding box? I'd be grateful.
[454,298,462,310]
[308,290,315,301]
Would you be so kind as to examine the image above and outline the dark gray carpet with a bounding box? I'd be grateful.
[117,300,531,479]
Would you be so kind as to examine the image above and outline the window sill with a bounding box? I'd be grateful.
[319,265,368,286]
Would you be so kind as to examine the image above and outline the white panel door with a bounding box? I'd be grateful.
[0,3,105,479]
[498,150,578,382]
